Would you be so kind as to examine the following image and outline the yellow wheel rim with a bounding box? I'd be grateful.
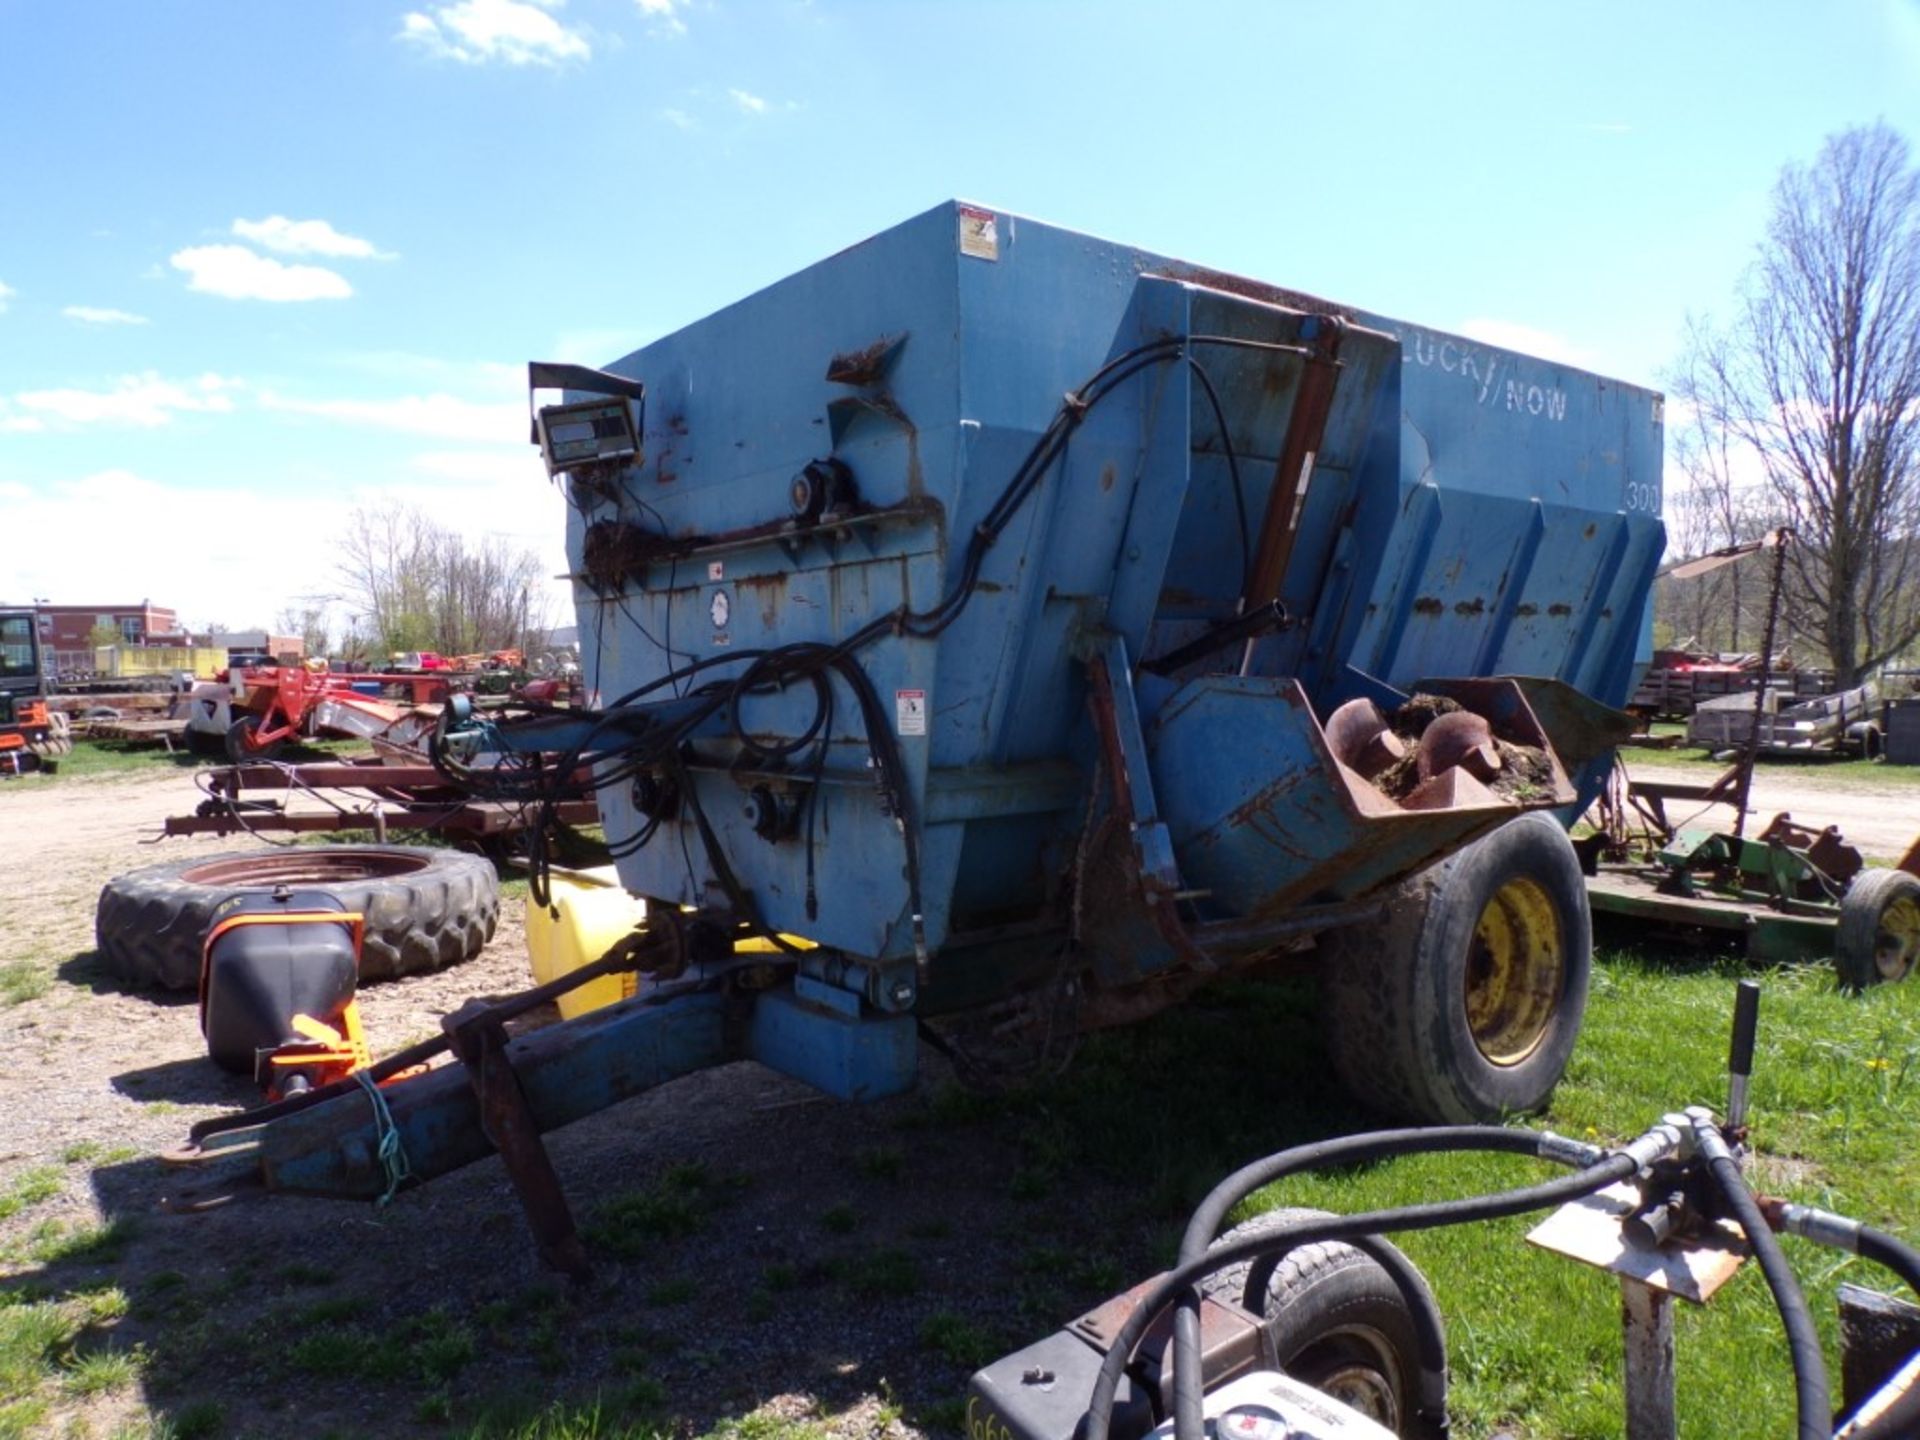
[1876,895,1920,982]
[1463,876,1564,1067]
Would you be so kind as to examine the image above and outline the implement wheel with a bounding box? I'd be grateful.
[27,712,73,759]
[225,714,283,764]
[1204,1209,1442,1439]
[1322,812,1591,1123]
[1835,868,1920,990]
[95,846,498,991]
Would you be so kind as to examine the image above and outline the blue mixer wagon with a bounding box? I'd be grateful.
[177,203,1664,1269]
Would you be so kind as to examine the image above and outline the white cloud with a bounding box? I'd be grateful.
[63,306,149,326]
[232,216,388,260]
[0,281,13,314]
[3,460,575,637]
[411,449,548,486]
[636,0,687,34]
[661,107,695,130]
[728,87,767,114]
[1454,318,1596,371]
[2,470,346,632]
[5,372,240,429]
[258,390,525,445]
[172,244,353,302]
[400,0,590,66]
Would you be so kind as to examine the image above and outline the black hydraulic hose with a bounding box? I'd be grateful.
[1858,1225,1920,1305]
[1169,1127,1573,1440]
[1090,1150,1641,1440]
[488,328,1329,906]
[1691,1117,1829,1440]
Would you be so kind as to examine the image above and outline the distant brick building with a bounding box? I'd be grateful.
[36,601,182,651]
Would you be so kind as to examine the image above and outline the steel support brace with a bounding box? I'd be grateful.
[1082,632,1211,970]
[445,1014,589,1277]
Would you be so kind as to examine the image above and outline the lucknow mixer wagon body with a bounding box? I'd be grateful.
[176,204,1664,1262]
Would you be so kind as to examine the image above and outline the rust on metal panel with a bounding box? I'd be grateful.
[1242,320,1345,611]
[736,572,789,631]
[825,333,906,387]
[1153,263,1357,323]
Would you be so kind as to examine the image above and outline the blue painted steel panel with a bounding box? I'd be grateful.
[566,201,1664,969]
[744,986,917,1101]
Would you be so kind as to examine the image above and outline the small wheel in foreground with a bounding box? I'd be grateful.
[1204,1209,1441,1439]
[1835,868,1920,990]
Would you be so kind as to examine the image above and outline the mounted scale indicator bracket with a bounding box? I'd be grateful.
[528,360,647,477]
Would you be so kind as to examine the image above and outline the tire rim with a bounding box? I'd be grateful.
[1875,894,1920,983]
[1463,874,1564,1066]
[1287,1329,1401,1428]
[180,851,432,887]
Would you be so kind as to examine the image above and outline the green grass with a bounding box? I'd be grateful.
[281,1303,476,1386]
[832,1246,920,1298]
[1211,953,1920,1439]
[58,1142,138,1167]
[1624,732,1920,787]
[0,963,50,1008]
[0,1168,62,1221]
[0,1285,136,1429]
[61,1344,143,1396]
[818,1203,858,1235]
[584,1163,719,1259]
[918,1311,1000,1370]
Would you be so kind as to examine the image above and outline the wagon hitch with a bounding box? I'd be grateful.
[167,913,740,1276]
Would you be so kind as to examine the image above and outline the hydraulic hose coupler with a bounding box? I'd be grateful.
[1621,1120,1686,1171]
[1537,1131,1608,1170]
[1686,1107,1735,1166]
[1762,1200,1865,1253]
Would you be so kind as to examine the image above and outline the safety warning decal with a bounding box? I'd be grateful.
[958,206,998,261]
[895,688,927,736]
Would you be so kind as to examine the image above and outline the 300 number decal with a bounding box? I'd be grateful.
[1625,481,1661,515]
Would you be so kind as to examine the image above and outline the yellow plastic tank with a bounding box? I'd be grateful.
[526,869,818,1019]
[524,868,645,1021]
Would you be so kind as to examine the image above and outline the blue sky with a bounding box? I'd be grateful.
[3,0,1918,635]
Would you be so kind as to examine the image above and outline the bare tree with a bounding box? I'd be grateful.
[1658,345,1784,656]
[336,502,548,659]
[1678,122,1920,687]
[276,604,332,659]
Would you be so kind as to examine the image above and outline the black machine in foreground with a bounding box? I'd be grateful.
[968,984,1920,1440]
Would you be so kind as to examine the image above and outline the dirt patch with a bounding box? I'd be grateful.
[0,764,1348,1439]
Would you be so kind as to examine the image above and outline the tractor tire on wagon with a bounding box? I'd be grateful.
[1321,811,1592,1125]
[95,846,499,992]
[1204,1209,1443,1440]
